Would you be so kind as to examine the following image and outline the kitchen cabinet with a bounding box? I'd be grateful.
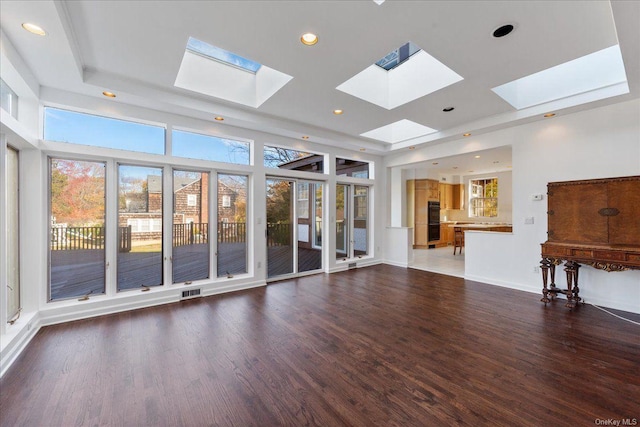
[427,180,439,201]
[440,223,453,246]
[439,183,453,209]
[415,224,428,247]
[452,184,465,210]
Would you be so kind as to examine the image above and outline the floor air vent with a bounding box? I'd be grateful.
[181,289,201,299]
[348,262,357,269]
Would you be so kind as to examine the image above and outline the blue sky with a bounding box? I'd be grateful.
[186,37,261,73]
[44,108,250,165]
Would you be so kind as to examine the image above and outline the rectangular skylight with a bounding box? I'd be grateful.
[375,42,421,71]
[492,44,628,110]
[361,119,437,144]
[186,37,261,73]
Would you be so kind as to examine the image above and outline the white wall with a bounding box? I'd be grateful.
[386,98,640,314]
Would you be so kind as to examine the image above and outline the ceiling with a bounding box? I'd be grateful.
[1,1,638,155]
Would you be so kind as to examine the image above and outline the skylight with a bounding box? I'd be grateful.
[361,119,437,144]
[492,44,628,110]
[337,43,463,110]
[375,42,421,71]
[175,37,292,108]
[186,37,261,73]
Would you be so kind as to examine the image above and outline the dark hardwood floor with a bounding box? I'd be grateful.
[1,265,638,426]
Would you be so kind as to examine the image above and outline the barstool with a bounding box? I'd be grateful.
[453,227,464,255]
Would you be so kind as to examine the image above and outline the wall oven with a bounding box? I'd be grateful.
[428,201,440,242]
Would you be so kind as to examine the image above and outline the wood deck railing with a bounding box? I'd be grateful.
[51,226,105,250]
[51,222,297,250]
[173,222,208,246]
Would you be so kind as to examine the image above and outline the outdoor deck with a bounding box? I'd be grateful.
[50,243,322,300]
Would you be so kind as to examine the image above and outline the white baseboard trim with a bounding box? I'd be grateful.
[383,260,409,268]
[465,274,640,314]
[464,274,541,295]
[202,280,266,297]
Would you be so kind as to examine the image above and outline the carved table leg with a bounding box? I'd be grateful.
[572,262,582,305]
[564,261,578,309]
[540,258,550,303]
[548,260,557,298]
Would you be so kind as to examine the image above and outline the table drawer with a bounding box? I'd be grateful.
[542,245,569,257]
[572,249,594,258]
[593,250,626,261]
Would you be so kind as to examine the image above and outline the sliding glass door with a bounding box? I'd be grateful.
[298,181,322,273]
[267,178,323,279]
[336,183,370,261]
[266,178,294,278]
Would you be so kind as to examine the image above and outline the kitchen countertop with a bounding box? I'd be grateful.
[447,223,512,229]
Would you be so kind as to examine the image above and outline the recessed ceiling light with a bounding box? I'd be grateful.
[301,33,318,46]
[544,113,556,118]
[409,146,415,150]
[102,91,116,98]
[474,155,481,159]
[302,136,309,139]
[22,23,46,36]
[493,24,514,38]
[463,133,471,137]
[333,109,343,115]
[442,107,455,112]
[214,116,224,121]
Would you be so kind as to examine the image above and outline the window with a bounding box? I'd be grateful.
[1,78,19,119]
[44,107,165,154]
[186,37,261,73]
[297,182,309,219]
[6,146,20,318]
[173,170,209,284]
[172,130,250,165]
[118,165,163,291]
[217,174,247,277]
[49,158,106,300]
[264,145,323,172]
[375,41,421,71]
[470,178,498,217]
[336,157,369,178]
[354,186,368,219]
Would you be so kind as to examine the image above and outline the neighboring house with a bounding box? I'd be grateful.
[118,175,236,241]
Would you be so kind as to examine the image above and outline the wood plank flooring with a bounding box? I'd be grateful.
[1,265,638,426]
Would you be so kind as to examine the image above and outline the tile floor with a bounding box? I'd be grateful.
[410,246,465,278]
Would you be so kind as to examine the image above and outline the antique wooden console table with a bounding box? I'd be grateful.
[540,175,640,309]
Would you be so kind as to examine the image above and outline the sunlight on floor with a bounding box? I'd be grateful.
[410,246,465,278]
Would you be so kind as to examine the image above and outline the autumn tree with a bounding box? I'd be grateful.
[51,159,105,226]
